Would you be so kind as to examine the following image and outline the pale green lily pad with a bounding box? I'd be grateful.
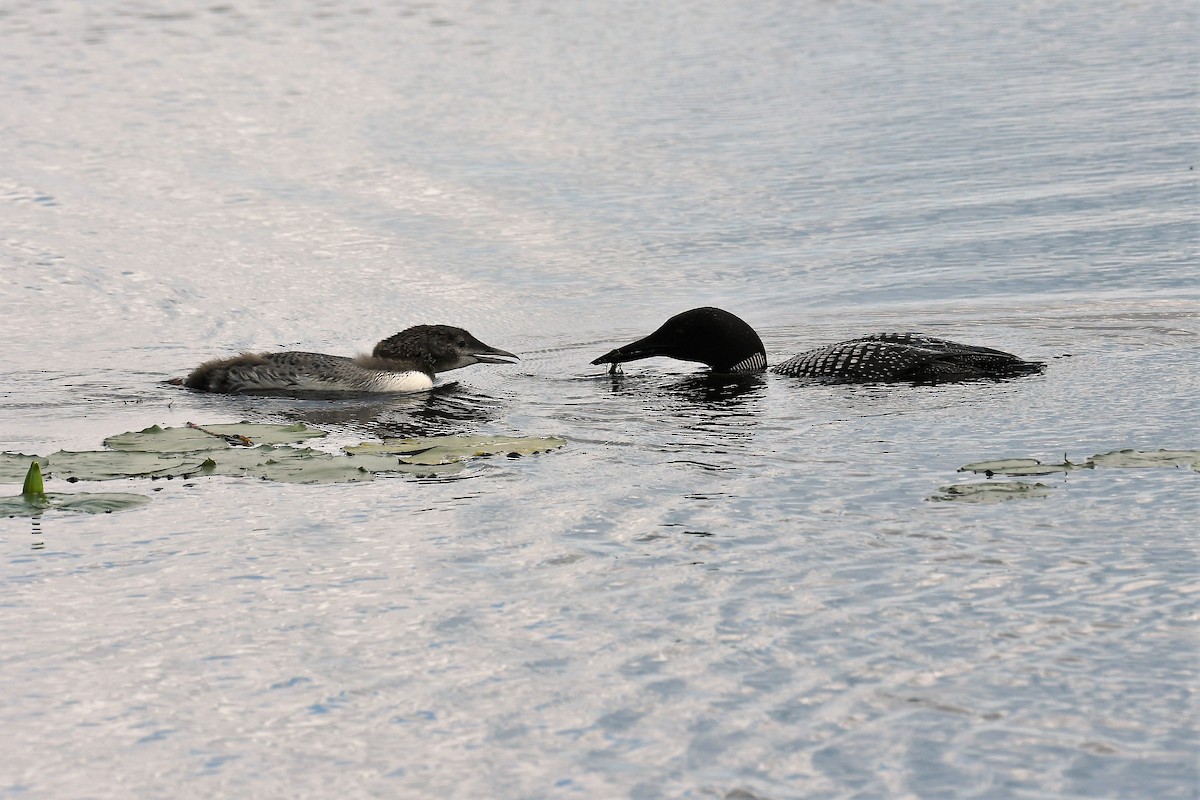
[198,446,373,484]
[3,426,563,487]
[980,463,1082,476]
[44,450,210,481]
[959,458,1085,476]
[959,449,1200,476]
[1089,449,1200,469]
[2,463,150,516]
[342,452,466,477]
[0,491,151,517]
[959,458,1043,472]
[930,481,1054,503]
[199,447,467,480]
[343,442,437,457]
[0,453,49,484]
[390,463,467,478]
[345,435,567,465]
[104,422,326,452]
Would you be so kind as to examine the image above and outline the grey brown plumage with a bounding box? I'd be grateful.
[182,325,518,394]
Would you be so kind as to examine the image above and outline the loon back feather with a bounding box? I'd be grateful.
[772,333,1044,383]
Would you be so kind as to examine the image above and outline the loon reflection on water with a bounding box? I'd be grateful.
[592,307,1044,384]
[180,325,519,395]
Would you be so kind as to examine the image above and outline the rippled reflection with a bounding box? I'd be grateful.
[226,383,509,438]
[603,370,766,405]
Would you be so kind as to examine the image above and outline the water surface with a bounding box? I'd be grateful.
[1,1,1197,797]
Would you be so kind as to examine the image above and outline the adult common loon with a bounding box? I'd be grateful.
[182,325,518,394]
[591,307,1044,384]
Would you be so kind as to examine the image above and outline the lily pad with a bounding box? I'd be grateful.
[2,425,564,487]
[342,452,466,477]
[0,453,49,484]
[0,460,149,516]
[345,435,567,465]
[1089,449,1200,469]
[0,491,151,517]
[104,422,326,452]
[959,458,1043,472]
[43,450,211,481]
[958,458,1085,476]
[959,448,1200,476]
[198,445,374,484]
[930,481,1054,503]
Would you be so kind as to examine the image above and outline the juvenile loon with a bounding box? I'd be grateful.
[591,307,1044,384]
[183,325,518,394]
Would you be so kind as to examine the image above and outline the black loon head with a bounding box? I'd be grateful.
[591,307,767,374]
[373,325,519,375]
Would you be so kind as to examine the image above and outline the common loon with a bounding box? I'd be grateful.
[591,307,1044,384]
[182,325,518,394]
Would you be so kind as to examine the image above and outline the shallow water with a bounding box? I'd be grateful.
[2,1,1198,798]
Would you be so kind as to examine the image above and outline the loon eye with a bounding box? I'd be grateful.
[456,339,466,348]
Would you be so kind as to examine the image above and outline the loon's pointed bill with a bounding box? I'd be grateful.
[181,324,518,395]
[592,306,1043,384]
[590,338,676,366]
[466,344,520,365]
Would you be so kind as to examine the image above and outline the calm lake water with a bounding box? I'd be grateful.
[2,1,1197,797]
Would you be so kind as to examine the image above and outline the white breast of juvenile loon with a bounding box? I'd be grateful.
[276,367,434,393]
[360,370,435,393]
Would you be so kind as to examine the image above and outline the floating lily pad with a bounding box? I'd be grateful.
[198,445,374,484]
[104,422,326,452]
[345,435,567,465]
[958,458,1085,476]
[0,453,49,484]
[945,446,1199,501]
[1089,449,1200,469]
[930,481,1054,503]
[342,452,466,477]
[959,458,1043,472]
[0,461,149,517]
[2,425,564,487]
[44,450,210,481]
[959,448,1200,476]
[0,491,151,517]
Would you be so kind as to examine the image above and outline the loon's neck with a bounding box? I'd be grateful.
[352,353,435,378]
